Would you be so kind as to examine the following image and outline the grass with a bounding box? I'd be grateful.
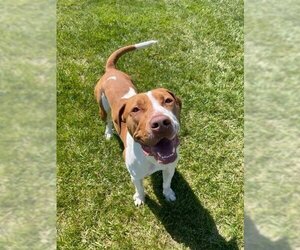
[245,0,300,248]
[57,0,243,249]
[0,0,56,249]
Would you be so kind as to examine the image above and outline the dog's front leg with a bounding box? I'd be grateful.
[162,166,176,201]
[131,178,145,206]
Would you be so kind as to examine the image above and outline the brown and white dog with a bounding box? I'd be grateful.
[94,41,181,206]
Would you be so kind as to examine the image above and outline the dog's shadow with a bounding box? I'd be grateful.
[146,171,238,250]
[245,214,291,250]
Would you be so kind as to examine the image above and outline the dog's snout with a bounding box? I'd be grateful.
[150,115,172,132]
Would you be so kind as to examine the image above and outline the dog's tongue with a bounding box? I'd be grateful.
[141,137,179,164]
[153,138,174,156]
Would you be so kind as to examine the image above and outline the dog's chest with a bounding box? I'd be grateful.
[146,163,164,176]
[125,148,164,179]
[124,133,165,179]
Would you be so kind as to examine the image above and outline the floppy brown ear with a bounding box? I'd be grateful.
[175,95,182,110]
[167,90,182,110]
[112,101,126,135]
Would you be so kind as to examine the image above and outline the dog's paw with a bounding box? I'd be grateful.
[133,193,145,206]
[104,124,113,140]
[163,188,176,201]
[105,132,112,140]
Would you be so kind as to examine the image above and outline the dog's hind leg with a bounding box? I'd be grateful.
[100,92,113,140]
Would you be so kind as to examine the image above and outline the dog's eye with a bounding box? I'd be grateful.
[165,98,173,104]
[131,107,140,113]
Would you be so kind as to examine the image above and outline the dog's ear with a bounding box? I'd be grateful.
[112,101,127,135]
[167,90,182,110]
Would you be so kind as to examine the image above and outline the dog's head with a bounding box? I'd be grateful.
[114,88,181,164]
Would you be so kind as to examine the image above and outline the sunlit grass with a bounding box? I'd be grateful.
[57,0,243,249]
[0,0,56,249]
[245,0,300,248]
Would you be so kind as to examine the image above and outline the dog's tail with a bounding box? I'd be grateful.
[105,40,158,71]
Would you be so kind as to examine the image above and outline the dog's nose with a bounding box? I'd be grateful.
[150,115,172,133]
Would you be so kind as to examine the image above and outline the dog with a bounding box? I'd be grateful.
[94,40,181,206]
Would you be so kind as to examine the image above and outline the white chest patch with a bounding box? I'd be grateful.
[125,132,177,180]
[122,87,137,99]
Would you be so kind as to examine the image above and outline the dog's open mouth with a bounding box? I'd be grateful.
[141,136,179,164]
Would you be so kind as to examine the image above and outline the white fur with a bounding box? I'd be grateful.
[107,76,117,81]
[104,120,113,140]
[134,40,158,50]
[146,91,180,136]
[101,93,113,139]
[125,132,177,205]
[121,87,137,99]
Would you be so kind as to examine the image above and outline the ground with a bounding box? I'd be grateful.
[57,0,244,249]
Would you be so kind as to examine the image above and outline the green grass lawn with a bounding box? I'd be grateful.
[0,0,55,249]
[245,0,300,248]
[57,0,243,249]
